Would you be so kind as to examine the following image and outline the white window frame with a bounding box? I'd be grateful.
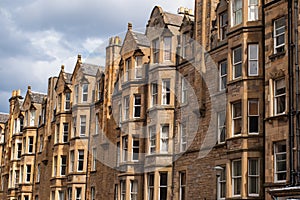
[124,96,130,120]
[30,110,35,126]
[58,191,65,200]
[65,92,71,111]
[70,150,74,172]
[162,79,170,105]
[232,102,242,136]
[80,115,86,137]
[97,81,101,100]
[231,0,242,26]
[122,136,128,162]
[219,12,228,40]
[91,187,95,200]
[118,102,122,127]
[132,139,139,161]
[149,126,156,154]
[179,171,186,200]
[53,156,57,177]
[56,124,60,143]
[163,36,172,61]
[148,174,154,200]
[117,142,120,167]
[95,115,99,135]
[38,135,43,153]
[248,158,259,196]
[133,94,141,118]
[274,141,287,182]
[248,0,258,21]
[60,155,67,176]
[17,142,22,159]
[28,136,34,154]
[72,117,77,137]
[82,84,88,102]
[75,187,82,200]
[77,150,84,172]
[63,123,69,143]
[58,94,62,111]
[232,159,241,197]
[68,188,72,200]
[181,77,188,104]
[152,38,159,64]
[135,56,143,79]
[180,122,187,152]
[151,82,158,107]
[37,164,40,182]
[248,99,259,134]
[248,44,259,76]
[121,180,126,200]
[160,124,169,153]
[182,32,189,58]
[217,111,226,143]
[233,47,242,79]
[124,58,130,82]
[74,85,79,104]
[219,60,227,91]
[274,78,286,115]
[217,167,226,200]
[130,180,138,200]
[159,172,168,200]
[26,164,31,183]
[274,17,285,54]
[92,148,97,171]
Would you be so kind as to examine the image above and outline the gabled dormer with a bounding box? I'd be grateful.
[55,65,72,113]
[22,86,46,128]
[146,6,183,65]
[119,23,149,83]
[179,13,195,61]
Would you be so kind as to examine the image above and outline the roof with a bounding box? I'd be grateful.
[81,63,101,76]
[164,12,184,27]
[131,31,150,47]
[30,92,47,104]
[0,113,9,123]
[65,73,72,84]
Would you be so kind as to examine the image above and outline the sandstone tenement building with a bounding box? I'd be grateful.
[0,0,300,199]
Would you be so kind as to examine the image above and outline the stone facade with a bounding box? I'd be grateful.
[1,1,300,200]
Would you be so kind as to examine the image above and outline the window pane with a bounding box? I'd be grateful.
[233,102,241,117]
[234,48,242,63]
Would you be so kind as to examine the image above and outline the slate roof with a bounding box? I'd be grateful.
[164,12,184,27]
[131,31,150,47]
[65,73,72,84]
[0,113,9,123]
[30,92,47,104]
[81,63,101,76]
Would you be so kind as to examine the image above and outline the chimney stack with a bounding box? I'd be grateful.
[77,54,82,63]
[128,22,132,30]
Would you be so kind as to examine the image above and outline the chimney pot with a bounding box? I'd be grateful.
[128,22,132,30]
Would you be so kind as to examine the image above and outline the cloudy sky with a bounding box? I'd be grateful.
[0,0,194,113]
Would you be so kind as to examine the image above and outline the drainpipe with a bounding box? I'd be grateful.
[85,104,93,200]
[288,0,295,186]
[294,0,300,185]
[261,0,266,196]
[171,41,181,199]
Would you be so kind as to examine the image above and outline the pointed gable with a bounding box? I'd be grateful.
[120,23,150,56]
[55,65,72,93]
[23,86,46,111]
